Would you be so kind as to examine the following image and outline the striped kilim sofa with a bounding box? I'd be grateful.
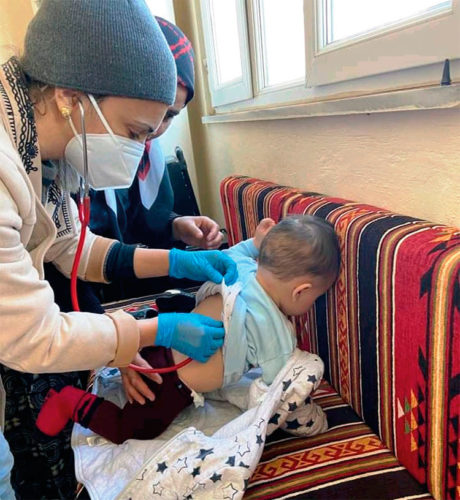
[220,176,459,500]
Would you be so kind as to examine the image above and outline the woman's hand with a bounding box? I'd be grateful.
[254,218,276,248]
[169,248,238,285]
[121,353,162,405]
[172,216,223,249]
[155,312,224,362]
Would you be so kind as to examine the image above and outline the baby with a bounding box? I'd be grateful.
[37,215,340,444]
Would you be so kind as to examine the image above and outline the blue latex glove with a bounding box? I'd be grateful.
[169,248,238,285]
[156,312,225,362]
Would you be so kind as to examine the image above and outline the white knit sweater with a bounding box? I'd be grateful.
[0,60,140,426]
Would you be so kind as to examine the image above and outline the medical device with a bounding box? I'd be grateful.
[70,100,191,374]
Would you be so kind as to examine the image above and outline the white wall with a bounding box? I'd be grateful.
[0,0,34,62]
[146,0,199,202]
[173,1,460,230]
[197,107,460,228]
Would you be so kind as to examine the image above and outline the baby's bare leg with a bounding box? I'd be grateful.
[172,294,225,393]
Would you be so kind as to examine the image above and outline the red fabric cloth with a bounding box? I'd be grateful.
[85,347,193,444]
[37,347,193,445]
[220,175,460,500]
[36,387,97,436]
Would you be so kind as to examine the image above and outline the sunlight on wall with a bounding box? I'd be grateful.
[198,108,460,228]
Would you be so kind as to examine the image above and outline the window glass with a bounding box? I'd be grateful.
[209,0,243,85]
[259,0,305,87]
[326,0,452,46]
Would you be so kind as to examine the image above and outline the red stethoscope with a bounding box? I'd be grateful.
[69,100,191,374]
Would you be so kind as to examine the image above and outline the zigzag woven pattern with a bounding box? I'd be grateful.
[246,380,432,499]
[221,175,459,500]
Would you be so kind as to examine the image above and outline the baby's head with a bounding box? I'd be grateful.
[257,215,340,316]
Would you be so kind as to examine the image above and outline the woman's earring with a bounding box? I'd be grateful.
[60,106,73,120]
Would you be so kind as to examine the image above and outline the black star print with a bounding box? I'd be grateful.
[286,418,301,430]
[255,418,265,429]
[174,457,188,473]
[239,461,250,468]
[269,413,280,425]
[288,401,298,411]
[306,419,314,427]
[197,448,214,460]
[222,483,238,500]
[136,469,147,481]
[282,379,292,391]
[157,461,167,473]
[256,434,264,446]
[191,466,201,477]
[244,478,250,489]
[238,444,250,457]
[226,455,235,466]
[152,481,164,495]
[292,366,305,378]
[210,472,222,483]
[307,374,317,383]
[305,396,312,405]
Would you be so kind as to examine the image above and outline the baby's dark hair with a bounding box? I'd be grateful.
[258,215,340,281]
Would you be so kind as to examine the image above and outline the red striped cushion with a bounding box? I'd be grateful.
[246,380,432,499]
[221,175,459,500]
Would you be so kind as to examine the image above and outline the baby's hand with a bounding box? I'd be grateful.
[254,218,276,248]
[121,353,162,405]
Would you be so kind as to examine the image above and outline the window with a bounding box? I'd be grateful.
[201,0,459,110]
[253,0,305,90]
[201,0,252,106]
[210,0,243,85]
[323,0,452,47]
[307,0,458,86]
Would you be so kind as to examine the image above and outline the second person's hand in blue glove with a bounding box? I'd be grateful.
[156,312,225,363]
[169,248,238,285]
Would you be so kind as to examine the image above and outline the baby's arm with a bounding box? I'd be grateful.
[224,218,276,261]
[224,239,258,260]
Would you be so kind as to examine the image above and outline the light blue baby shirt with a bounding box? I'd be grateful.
[221,239,296,386]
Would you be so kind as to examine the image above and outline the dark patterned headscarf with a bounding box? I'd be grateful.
[156,16,195,105]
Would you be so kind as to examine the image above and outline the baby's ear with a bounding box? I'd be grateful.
[292,282,312,301]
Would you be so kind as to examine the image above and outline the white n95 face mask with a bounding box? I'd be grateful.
[64,94,145,191]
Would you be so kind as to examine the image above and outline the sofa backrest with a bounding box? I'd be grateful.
[220,175,460,500]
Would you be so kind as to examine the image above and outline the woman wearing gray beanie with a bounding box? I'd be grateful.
[0,1,237,498]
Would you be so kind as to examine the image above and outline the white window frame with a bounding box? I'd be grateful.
[200,0,253,107]
[306,0,460,87]
[200,0,460,116]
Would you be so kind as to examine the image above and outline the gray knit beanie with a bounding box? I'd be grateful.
[22,0,177,105]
